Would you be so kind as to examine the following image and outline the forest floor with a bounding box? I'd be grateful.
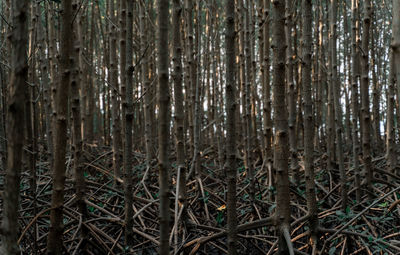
[8,146,400,254]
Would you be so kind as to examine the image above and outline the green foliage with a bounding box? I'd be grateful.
[378,201,388,207]
[268,203,276,213]
[199,191,209,203]
[216,211,224,225]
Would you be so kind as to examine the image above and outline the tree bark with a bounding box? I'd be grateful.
[271,0,292,253]
[285,0,298,184]
[225,0,238,253]
[387,51,396,174]
[351,0,361,202]
[0,0,29,253]
[360,0,373,197]
[393,1,400,176]
[70,0,87,248]
[47,0,73,252]
[330,0,347,210]
[157,0,171,253]
[245,0,255,201]
[123,0,134,249]
[141,1,154,170]
[301,0,318,243]
[110,0,122,184]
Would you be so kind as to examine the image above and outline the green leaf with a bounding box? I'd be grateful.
[268,204,276,213]
[216,211,224,225]
[335,210,345,219]
[378,202,388,207]
[89,206,94,212]
[329,246,336,255]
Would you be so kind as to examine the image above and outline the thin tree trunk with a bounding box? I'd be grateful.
[141,1,154,170]
[393,1,400,175]
[185,0,195,158]
[47,1,58,161]
[326,1,335,171]
[360,0,373,197]
[85,2,95,143]
[330,0,347,211]
[27,4,38,250]
[371,24,381,152]
[225,0,238,252]
[245,0,255,201]
[0,0,29,253]
[47,0,73,252]
[351,0,361,202]
[40,2,53,162]
[123,0,134,248]
[285,0,299,183]
[71,1,87,248]
[157,0,170,253]
[272,0,293,254]
[110,0,122,184]
[172,0,186,249]
[263,0,273,170]
[191,1,202,178]
[0,57,5,173]
[387,51,396,174]
[301,0,318,244]
[239,0,247,171]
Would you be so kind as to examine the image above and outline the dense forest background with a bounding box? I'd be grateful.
[1,0,400,254]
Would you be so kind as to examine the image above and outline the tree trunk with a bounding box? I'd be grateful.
[245,0,255,201]
[141,1,154,171]
[157,0,170,253]
[119,0,126,151]
[286,0,299,184]
[263,0,273,183]
[110,0,122,184]
[330,0,347,210]
[351,0,361,202]
[0,0,29,253]
[301,0,318,244]
[47,1,58,161]
[272,0,292,254]
[70,1,87,248]
[172,0,187,250]
[393,1,400,176]
[371,25,381,152]
[387,51,396,174]
[122,0,134,249]
[360,0,373,197]
[225,0,238,253]
[185,0,195,158]
[47,0,73,252]
[85,2,95,143]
